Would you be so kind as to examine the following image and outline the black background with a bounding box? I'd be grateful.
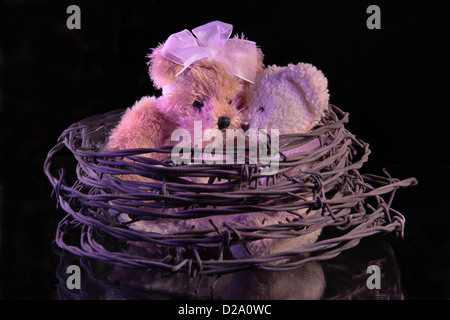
[0,0,449,299]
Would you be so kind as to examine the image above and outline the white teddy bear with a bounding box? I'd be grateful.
[228,62,330,260]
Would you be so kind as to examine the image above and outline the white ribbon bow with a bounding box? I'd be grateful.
[161,21,258,83]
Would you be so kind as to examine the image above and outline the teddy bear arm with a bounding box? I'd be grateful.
[107,96,167,150]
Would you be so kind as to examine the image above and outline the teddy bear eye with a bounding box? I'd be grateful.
[227,98,233,105]
[258,106,265,112]
[193,100,204,110]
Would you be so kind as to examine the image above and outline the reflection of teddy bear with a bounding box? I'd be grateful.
[107,21,263,156]
[104,260,325,300]
[224,261,325,300]
[228,62,330,260]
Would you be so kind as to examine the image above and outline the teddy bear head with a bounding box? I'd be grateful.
[246,63,329,135]
[147,21,264,146]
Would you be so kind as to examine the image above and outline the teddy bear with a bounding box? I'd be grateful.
[224,62,330,260]
[105,21,329,263]
[105,21,264,239]
[107,21,263,156]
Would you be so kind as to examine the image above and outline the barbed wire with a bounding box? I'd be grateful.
[44,104,417,275]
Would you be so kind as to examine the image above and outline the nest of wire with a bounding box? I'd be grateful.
[44,104,417,275]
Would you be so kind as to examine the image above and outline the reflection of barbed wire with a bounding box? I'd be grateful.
[321,236,404,300]
[55,248,228,300]
[55,248,327,300]
[44,105,416,275]
[54,236,403,300]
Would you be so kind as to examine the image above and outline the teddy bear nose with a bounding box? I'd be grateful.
[218,116,231,130]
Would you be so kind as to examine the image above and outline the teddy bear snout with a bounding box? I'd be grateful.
[218,116,231,130]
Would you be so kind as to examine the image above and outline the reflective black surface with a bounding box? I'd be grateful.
[53,236,403,300]
[1,0,449,299]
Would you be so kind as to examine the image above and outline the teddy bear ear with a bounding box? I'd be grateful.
[230,33,265,77]
[147,43,184,90]
[283,63,330,126]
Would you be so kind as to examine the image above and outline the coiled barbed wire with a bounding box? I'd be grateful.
[44,104,417,275]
